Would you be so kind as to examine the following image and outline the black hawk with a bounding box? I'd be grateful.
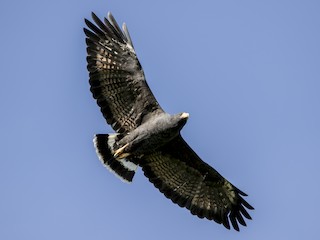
[84,12,254,231]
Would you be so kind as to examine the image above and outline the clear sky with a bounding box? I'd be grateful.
[1,0,320,239]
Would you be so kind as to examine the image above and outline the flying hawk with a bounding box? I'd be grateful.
[84,12,253,231]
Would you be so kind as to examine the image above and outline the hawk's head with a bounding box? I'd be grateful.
[173,112,189,131]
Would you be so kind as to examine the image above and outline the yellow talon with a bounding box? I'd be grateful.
[114,143,130,159]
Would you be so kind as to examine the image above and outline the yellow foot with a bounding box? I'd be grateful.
[114,143,130,159]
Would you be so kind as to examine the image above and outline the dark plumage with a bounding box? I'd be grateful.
[84,12,254,231]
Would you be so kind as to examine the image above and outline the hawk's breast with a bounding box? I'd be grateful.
[118,113,186,155]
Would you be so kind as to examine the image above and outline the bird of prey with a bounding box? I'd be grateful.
[84,12,254,231]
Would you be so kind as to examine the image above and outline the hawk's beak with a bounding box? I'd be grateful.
[180,112,189,119]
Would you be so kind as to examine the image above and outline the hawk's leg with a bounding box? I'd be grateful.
[114,143,131,159]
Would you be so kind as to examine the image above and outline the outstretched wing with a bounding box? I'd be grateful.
[84,12,163,133]
[141,136,254,231]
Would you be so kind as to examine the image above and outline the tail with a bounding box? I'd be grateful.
[93,134,138,183]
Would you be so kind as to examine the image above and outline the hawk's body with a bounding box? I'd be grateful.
[116,112,189,155]
[84,12,254,231]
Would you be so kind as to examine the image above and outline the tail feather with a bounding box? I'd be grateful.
[93,134,138,182]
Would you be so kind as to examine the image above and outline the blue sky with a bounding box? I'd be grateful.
[1,0,320,239]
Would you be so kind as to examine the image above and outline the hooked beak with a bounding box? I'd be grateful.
[180,112,189,119]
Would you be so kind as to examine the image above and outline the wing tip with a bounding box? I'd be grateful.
[107,11,112,19]
[86,11,134,48]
